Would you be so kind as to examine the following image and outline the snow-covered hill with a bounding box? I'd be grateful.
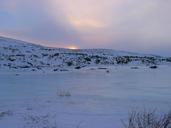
[0,36,170,71]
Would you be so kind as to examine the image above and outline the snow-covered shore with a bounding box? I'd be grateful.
[1,36,171,73]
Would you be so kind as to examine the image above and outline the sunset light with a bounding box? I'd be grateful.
[67,45,79,50]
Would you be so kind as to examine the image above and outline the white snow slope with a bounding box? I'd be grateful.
[1,36,171,72]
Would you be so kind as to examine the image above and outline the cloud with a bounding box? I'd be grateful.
[0,0,81,46]
[0,0,171,55]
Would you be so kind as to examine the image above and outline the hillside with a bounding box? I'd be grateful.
[0,36,170,71]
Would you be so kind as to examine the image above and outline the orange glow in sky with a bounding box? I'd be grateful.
[69,17,105,29]
[66,45,79,50]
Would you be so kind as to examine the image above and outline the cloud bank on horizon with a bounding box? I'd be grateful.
[0,0,171,55]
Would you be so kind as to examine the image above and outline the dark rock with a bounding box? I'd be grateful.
[53,69,58,71]
[75,66,81,69]
[131,67,139,69]
[98,67,107,70]
[150,65,158,69]
[106,70,110,73]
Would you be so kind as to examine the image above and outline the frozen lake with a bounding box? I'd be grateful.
[0,66,171,128]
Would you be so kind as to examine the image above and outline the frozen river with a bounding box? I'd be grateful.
[0,66,171,128]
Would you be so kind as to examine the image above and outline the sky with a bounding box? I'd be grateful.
[0,0,171,56]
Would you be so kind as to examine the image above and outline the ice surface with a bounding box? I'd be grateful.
[0,66,171,128]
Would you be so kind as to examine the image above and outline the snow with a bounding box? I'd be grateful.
[0,65,171,128]
[1,36,170,73]
[0,36,171,127]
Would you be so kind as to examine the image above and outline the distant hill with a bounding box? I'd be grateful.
[0,36,170,71]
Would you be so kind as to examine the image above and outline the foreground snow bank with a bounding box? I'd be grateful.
[0,66,171,128]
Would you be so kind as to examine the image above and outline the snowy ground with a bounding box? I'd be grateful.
[0,65,171,128]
